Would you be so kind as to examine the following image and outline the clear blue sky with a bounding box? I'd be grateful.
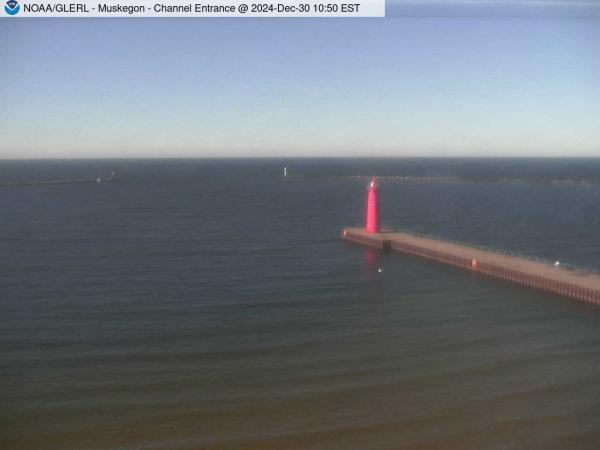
[1,3,600,158]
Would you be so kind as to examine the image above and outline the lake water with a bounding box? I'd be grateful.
[2,158,600,449]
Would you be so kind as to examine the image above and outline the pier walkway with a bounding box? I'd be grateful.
[342,227,600,306]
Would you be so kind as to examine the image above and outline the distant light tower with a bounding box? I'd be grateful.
[365,178,380,233]
[283,166,287,177]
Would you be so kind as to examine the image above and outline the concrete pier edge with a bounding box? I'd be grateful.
[342,227,600,306]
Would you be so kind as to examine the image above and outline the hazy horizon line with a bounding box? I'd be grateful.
[2,155,600,161]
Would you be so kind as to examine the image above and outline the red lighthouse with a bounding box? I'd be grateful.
[365,178,380,233]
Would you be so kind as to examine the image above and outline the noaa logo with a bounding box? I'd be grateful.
[5,0,20,15]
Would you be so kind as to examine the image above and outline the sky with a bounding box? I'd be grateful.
[1,1,600,158]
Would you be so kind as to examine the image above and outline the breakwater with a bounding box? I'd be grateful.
[0,175,119,188]
[342,227,600,306]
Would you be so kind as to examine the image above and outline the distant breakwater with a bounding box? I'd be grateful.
[283,174,599,186]
[0,176,119,188]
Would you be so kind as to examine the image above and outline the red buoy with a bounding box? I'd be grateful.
[365,178,380,233]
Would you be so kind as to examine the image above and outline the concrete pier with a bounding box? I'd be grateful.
[342,227,600,306]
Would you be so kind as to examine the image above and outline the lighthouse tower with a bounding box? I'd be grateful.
[365,178,380,233]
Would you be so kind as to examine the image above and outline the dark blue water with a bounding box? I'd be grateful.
[2,158,600,449]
